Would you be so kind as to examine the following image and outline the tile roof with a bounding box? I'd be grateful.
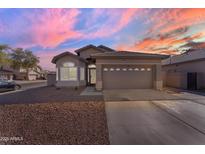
[97,45,116,52]
[91,51,170,59]
[51,52,86,64]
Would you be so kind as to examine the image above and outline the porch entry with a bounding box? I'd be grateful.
[87,64,96,85]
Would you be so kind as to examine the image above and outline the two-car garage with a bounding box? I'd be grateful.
[92,51,168,91]
[102,65,154,89]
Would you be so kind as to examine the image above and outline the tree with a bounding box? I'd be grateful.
[0,44,10,51]
[10,48,25,69]
[0,44,11,67]
[10,48,39,80]
[22,50,39,80]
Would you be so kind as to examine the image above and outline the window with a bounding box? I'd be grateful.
[80,67,85,81]
[134,68,139,71]
[104,68,108,71]
[60,68,69,81]
[60,61,77,81]
[141,68,145,71]
[110,68,114,71]
[147,68,151,71]
[19,68,26,73]
[63,62,75,67]
[122,68,127,71]
[68,67,77,80]
[88,64,96,68]
[128,68,133,71]
[116,68,120,71]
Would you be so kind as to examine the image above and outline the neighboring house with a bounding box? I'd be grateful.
[162,49,205,90]
[0,66,14,80]
[51,44,168,91]
[35,66,46,79]
[14,68,36,80]
[14,66,45,80]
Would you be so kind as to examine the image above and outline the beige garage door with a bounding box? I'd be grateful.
[103,65,153,89]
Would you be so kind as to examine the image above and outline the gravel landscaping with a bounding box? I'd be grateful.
[0,101,109,145]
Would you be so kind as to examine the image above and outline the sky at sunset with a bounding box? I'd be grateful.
[1,8,205,70]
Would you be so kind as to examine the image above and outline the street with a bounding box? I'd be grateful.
[15,80,47,90]
[0,80,47,95]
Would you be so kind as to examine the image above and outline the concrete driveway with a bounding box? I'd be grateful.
[105,89,205,144]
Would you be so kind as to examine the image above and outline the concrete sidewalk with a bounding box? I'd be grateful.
[80,87,102,96]
[14,80,46,85]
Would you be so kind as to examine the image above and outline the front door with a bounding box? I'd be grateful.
[187,72,197,90]
[88,68,96,85]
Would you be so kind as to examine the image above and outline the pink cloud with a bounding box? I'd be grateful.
[27,9,82,48]
[118,9,139,30]
[14,9,141,48]
[116,32,203,55]
[89,9,140,38]
[148,9,205,35]
[116,9,205,55]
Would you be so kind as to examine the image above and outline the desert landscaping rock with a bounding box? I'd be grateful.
[0,101,109,145]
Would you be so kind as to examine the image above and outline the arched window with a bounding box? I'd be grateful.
[60,62,77,81]
[63,62,75,67]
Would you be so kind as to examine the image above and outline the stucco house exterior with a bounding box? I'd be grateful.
[0,66,14,80]
[162,49,205,90]
[51,44,169,91]
[13,66,45,80]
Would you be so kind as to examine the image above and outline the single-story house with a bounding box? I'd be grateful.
[162,49,205,90]
[51,44,169,91]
